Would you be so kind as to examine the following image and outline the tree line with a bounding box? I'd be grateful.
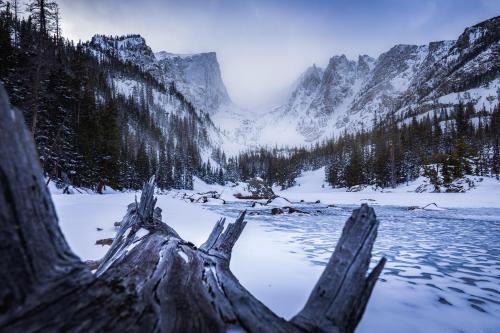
[233,101,500,191]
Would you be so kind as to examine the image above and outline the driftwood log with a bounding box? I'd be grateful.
[0,86,386,332]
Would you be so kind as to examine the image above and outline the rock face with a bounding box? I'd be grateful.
[154,51,231,114]
[90,35,231,114]
[233,16,500,146]
[281,55,375,142]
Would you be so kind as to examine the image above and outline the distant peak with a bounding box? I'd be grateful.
[330,54,349,62]
[388,44,420,53]
[358,54,375,62]
[302,65,323,79]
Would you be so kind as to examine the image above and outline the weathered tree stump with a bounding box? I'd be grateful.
[0,86,385,332]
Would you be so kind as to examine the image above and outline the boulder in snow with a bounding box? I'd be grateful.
[271,208,284,215]
[234,178,276,200]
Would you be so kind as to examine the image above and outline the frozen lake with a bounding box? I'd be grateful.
[54,192,500,333]
[205,201,500,333]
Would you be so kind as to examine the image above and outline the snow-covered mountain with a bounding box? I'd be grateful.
[90,35,231,115]
[232,16,500,147]
[154,51,231,114]
[88,34,248,156]
[88,16,499,150]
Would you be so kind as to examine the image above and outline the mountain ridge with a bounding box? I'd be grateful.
[88,16,499,150]
[223,15,499,147]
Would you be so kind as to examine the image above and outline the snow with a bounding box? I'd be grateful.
[276,168,500,209]
[52,176,500,332]
[468,27,486,44]
[53,191,319,319]
[279,167,331,194]
[154,51,197,61]
[266,197,291,207]
[437,78,499,111]
[177,249,189,263]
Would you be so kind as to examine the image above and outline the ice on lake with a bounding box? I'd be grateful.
[205,201,500,333]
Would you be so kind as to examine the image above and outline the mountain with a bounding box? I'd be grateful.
[87,17,499,150]
[88,35,230,150]
[90,35,231,115]
[232,16,499,147]
[1,6,498,192]
[89,34,249,155]
[0,11,240,192]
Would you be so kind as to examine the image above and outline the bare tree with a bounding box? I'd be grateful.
[12,0,22,46]
[52,2,60,41]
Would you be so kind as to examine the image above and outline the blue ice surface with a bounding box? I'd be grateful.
[206,201,500,333]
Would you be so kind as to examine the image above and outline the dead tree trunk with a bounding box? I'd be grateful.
[0,86,385,332]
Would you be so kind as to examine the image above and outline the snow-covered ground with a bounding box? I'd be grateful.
[275,167,500,209]
[54,191,319,318]
[52,172,500,332]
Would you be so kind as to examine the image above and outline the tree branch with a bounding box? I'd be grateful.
[200,217,226,252]
[291,204,386,333]
[209,211,247,261]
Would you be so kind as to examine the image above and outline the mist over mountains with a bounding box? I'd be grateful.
[93,16,499,150]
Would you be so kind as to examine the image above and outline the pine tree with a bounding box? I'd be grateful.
[157,144,168,190]
[98,98,121,188]
[345,144,363,188]
[135,141,150,187]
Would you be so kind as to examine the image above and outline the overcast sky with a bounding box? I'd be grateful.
[58,0,499,109]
